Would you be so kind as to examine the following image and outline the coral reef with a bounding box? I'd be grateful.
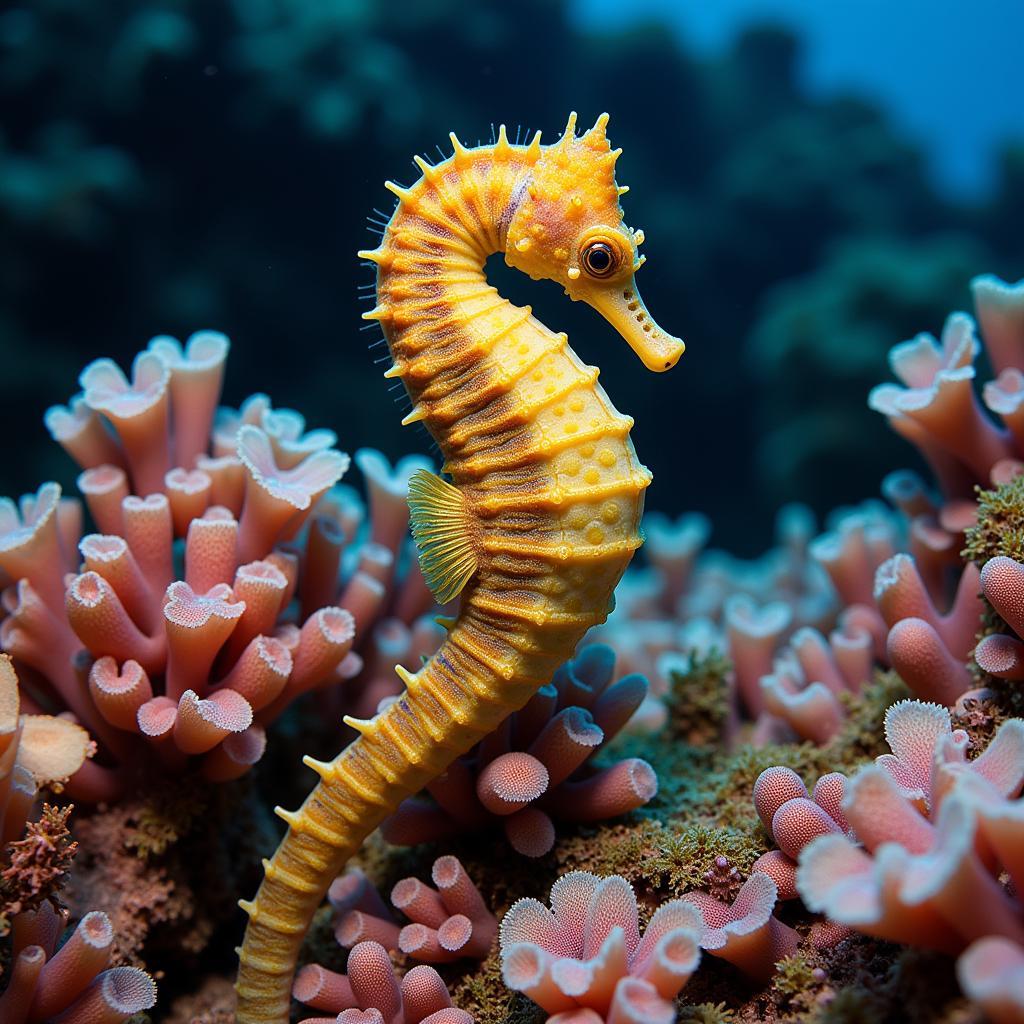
[870,273,1024,498]
[0,909,158,1024]
[796,700,1024,1017]
[5,4,1024,1019]
[0,656,157,1020]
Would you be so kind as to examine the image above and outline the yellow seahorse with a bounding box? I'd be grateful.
[235,112,683,1022]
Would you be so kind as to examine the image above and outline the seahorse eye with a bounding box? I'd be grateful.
[581,241,617,278]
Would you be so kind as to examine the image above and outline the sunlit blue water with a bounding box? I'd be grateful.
[573,0,1024,198]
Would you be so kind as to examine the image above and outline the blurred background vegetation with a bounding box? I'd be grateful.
[2,0,1022,551]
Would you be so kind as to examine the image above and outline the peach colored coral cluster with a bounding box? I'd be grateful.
[499,870,796,1024]
[0,332,439,796]
[794,700,1024,1020]
[0,657,156,1021]
[869,275,1024,500]
[1,906,157,1024]
[591,504,836,711]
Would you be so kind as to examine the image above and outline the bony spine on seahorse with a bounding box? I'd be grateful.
[234,112,684,1022]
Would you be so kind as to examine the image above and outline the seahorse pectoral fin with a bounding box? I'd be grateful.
[585,277,684,373]
[407,469,479,604]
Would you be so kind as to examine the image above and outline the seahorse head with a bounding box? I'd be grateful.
[505,112,684,372]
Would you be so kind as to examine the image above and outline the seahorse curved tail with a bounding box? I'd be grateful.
[235,635,541,1020]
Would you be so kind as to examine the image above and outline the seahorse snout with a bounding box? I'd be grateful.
[583,278,685,372]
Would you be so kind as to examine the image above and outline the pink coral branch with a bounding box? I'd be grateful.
[47,966,158,1024]
[973,274,1024,377]
[44,396,124,473]
[355,449,430,557]
[162,581,244,700]
[723,595,791,716]
[121,494,174,595]
[976,633,1024,679]
[31,910,114,1021]
[79,533,160,635]
[148,330,229,468]
[957,936,1024,1024]
[77,467,129,537]
[682,872,798,982]
[886,617,973,705]
[66,572,165,675]
[982,556,1024,637]
[221,560,288,664]
[500,873,702,1017]
[80,352,171,497]
[88,657,152,732]
[164,468,212,537]
[543,760,657,822]
[0,483,68,613]
[236,425,349,562]
[0,944,45,1024]
[217,635,291,711]
[184,509,239,595]
[201,725,265,782]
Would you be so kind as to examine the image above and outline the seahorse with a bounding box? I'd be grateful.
[235,112,684,1022]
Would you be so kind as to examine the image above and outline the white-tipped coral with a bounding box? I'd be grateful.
[330,856,497,964]
[796,703,1024,957]
[499,873,703,1023]
[869,278,1024,499]
[0,910,157,1024]
[957,935,1024,1024]
[681,872,799,982]
[759,622,873,744]
[1,333,435,794]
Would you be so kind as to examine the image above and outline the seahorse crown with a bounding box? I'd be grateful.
[506,113,683,372]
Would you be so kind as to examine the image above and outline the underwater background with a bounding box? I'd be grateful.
[3,0,1022,552]
[4,3,1024,1024]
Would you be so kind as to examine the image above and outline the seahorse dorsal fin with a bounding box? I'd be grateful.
[407,469,478,605]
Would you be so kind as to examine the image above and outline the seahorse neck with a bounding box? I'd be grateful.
[374,147,536,386]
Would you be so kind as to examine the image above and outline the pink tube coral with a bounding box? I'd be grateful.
[500,872,703,1022]
[977,556,1024,685]
[873,554,982,706]
[381,645,656,857]
[1,333,449,794]
[869,278,1024,499]
[796,701,1024,956]
[680,872,799,982]
[759,623,873,744]
[0,661,157,1020]
[723,594,791,717]
[331,855,497,964]
[957,936,1024,1024]
[293,939,472,1024]
[0,912,157,1024]
[750,766,848,901]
